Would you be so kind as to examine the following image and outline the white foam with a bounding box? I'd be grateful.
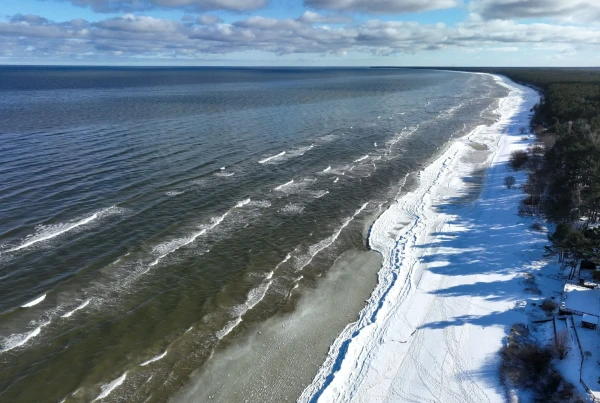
[61,299,91,318]
[322,166,332,173]
[21,293,46,308]
[259,151,286,164]
[93,373,127,401]
[140,351,167,366]
[288,144,314,157]
[216,253,291,340]
[247,200,271,208]
[220,167,226,170]
[295,202,368,272]
[149,210,230,267]
[166,191,184,196]
[313,190,329,199]
[0,321,50,353]
[235,199,251,208]
[4,206,123,253]
[280,203,304,215]
[274,179,294,191]
[334,177,339,183]
[354,155,369,163]
[216,317,242,339]
[214,171,234,177]
[319,134,338,143]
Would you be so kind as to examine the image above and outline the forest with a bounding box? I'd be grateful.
[383,67,600,268]
[483,68,600,269]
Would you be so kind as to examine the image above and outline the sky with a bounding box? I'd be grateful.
[1,0,600,66]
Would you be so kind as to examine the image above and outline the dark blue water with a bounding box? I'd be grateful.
[0,67,505,402]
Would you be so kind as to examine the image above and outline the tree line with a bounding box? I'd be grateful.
[494,68,600,269]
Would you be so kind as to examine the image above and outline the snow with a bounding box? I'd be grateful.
[562,283,600,317]
[572,315,600,399]
[300,75,548,403]
[552,317,584,395]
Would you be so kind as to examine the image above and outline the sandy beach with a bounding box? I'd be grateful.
[300,76,542,403]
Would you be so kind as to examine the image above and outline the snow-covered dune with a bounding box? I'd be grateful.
[300,76,541,403]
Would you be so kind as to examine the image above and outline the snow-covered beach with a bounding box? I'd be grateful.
[300,76,543,402]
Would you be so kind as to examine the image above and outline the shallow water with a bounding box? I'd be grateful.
[0,67,506,402]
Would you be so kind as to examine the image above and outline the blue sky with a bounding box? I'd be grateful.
[1,0,599,66]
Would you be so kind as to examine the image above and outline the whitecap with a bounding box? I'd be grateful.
[0,321,50,353]
[235,199,251,208]
[140,351,167,366]
[279,204,304,215]
[214,171,234,177]
[294,202,368,272]
[3,206,124,253]
[247,200,271,208]
[216,317,242,339]
[259,151,286,164]
[21,294,46,308]
[148,210,230,267]
[274,179,294,191]
[93,373,127,401]
[61,299,91,318]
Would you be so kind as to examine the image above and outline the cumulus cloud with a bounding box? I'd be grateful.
[297,11,353,24]
[196,14,223,25]
[471,0,600,22]
[1,12,599,61]
[304,0,461,14]
[65,0,266,12]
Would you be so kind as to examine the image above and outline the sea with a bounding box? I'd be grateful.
[0,66,506,402]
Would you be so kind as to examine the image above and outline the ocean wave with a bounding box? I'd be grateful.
[354,155,369,163]
[294,202,368,272]
[165,191,185,196]
[93,373,127,401]
[214,171,234,177]
[21,293,46,308]
[149,210,230,267]
[274,179,294,191]
[311,190,329,199]
[0,321,50,353]
[247,200,271,208]
[140,351,167,366]
[216,317,242,339]
[235,199,251,208]
[2,206,125,254]
[259,151,286,164]
[216,260,285,340]
[61,299,91,318]
[287,144,314,157]
[279,203,304,215]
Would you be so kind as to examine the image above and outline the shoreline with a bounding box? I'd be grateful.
[300,75,541,402]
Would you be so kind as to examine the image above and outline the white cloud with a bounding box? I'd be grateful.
[65,0,266,12]
[304,0,461,14]
[297,11,353,24]
[1,13,599,61]
[471,0,600,22]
